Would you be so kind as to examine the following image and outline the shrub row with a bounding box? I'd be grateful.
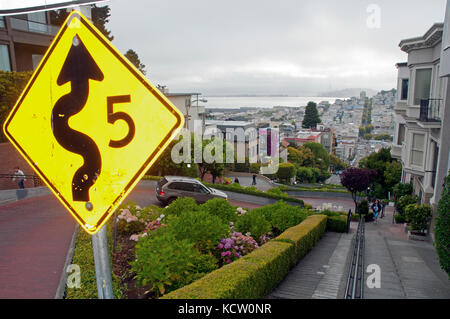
[162,215,327,299]
[325,215,348,233]
[203,182,305,206]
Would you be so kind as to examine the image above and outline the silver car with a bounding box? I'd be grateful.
[156,176,228,205]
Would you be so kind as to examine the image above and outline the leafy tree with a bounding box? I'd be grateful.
[124,49,146,75]
[49,5,113,40]
[330,154,348,171]
[91,5,114,41]
[384,161,402,193]
[392,182,413,200]
[435,173,450,277]
[287,146,314,167]
[340,167,377,214]
[359,148,398,198]
[302,101,321,129]
[303,142,330,171]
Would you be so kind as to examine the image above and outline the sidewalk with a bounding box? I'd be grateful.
[0,195,75,298]
[364,207,450,299]
[268,205,450,299]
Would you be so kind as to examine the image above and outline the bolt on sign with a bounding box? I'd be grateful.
[3,11,184,234]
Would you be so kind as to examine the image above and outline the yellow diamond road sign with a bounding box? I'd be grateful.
[3,11,184,234]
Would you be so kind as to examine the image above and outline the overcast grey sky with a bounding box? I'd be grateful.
[106,0,446,96]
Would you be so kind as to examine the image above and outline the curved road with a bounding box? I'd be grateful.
[0,179,354,298]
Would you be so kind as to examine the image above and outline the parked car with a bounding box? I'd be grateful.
[156,176,228,205]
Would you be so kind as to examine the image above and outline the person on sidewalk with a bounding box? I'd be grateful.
[252,174,257,185]
[371,199,382,224]
[12,166,26,189]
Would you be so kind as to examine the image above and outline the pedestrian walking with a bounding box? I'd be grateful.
[371,199,382,224]
[12,166,26,189]
[252,174,257,185]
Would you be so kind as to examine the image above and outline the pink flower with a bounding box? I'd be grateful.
[129,234,139,241]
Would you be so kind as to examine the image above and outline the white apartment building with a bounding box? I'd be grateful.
[160,87,206,133]
[393,22,449,207]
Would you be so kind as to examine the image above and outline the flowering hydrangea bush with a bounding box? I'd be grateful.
[236,207,247,216]
[116,207,146,236]
[116,201,165,239]
[130,216,166,242]
[216,232,259,265]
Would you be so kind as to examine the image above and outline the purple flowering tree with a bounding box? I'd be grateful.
[340,167,377,215]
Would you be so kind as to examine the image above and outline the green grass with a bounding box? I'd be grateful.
[65,222,124,299]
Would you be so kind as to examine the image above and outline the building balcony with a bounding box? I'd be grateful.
[394,101,407,115]
[418,99,442,129]
[391,144,402,160]
[6,17,59,47]
[9,17,59,36]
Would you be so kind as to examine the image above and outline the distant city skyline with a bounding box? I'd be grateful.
[107,0,446,95]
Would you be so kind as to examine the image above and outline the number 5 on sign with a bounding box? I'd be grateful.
[3,11,184,234]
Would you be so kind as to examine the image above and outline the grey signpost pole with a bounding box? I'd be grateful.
[92,225,114,299]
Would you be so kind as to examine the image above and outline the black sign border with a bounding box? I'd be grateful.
[4,12,183,233]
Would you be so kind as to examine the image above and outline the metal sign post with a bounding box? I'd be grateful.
[92,225,114,299]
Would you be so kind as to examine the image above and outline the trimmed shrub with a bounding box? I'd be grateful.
[204,182,305,206]
[168,210,229,253]
[248,201,309,235]
[276,162,296,183]
[164,197,200,216]
[200,198,237,223]
[274,215,327,263]
[235,210,271,243]
[405,204,432,232]
[131,229,218,297]
[395,194,419,216]
[162,215,326,299]
[326,215,348,233]
[357,199,369,216]
[435,173,450,277]
[394,214,406,224]
[162,241,294,299]
[296,166,314,183]
[267,187,287,197]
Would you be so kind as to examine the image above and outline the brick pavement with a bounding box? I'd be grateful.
[0,195,75,298]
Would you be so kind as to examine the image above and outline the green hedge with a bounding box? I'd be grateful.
[274,215,327,263]
[162,215,327,299]
[203,182,305,206]
[435,174,450,278]
[326,215,348,233]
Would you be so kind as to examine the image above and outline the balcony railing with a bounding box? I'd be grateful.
[419,99,442,122]
[9,17,59,36]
